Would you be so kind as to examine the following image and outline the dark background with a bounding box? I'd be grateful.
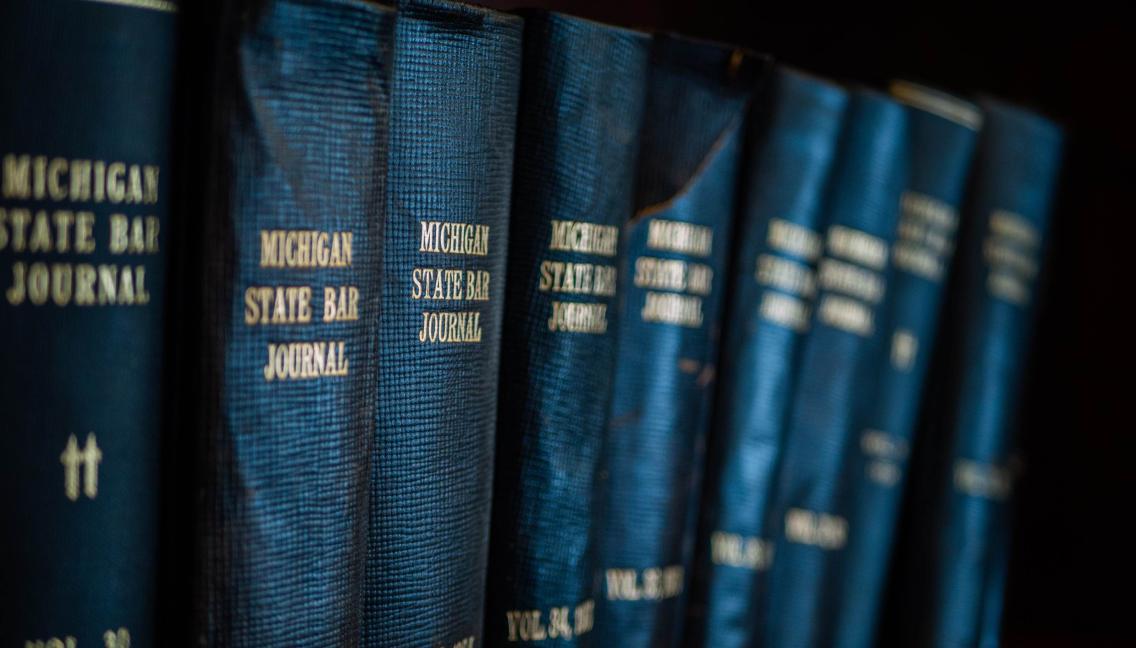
[478,2,1134,644]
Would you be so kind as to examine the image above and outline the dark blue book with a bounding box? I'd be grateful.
[364,1,521,646]
[485,11,649,647]
[918,99,1062,648]
[826,82,981,648]
[976,469,1015,648]
[593,36,767,648]
[0,0,178,644]
[198,0,392,644]
[685,67,848,648]
[761,89,909,648]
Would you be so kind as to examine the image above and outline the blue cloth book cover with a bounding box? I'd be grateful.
[918,98,1063,648]
[365,1,521,646]
[197,0,391,644]
[826,81,981,648]
[0,0,178,644]
[760,89,909,648]
[485,11,649,647]
[593,34,767,648]
[685,67,848,648]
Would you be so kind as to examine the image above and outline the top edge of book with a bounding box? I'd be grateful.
[81,0,178,13]
[890,79,983,131]
[400,0,523,26]
[512,7,652,39]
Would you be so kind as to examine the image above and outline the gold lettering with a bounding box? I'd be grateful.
[126,164,145,204]
[548,301,608,334]
[418,221,490,256]
[110,214,129,253]
[75,264,96,305]
[646,219,713,257]
[47,158,68,200]
[51,263,73,306]
[6,261,25,305]
[323,285,359,322]
[243,286,312,325]
[756,254,816,297]
[60,433,101,501]
[27,262,49,305]
[97,264,118,305]
[3,154,31,198]
[260,230,353,268]
[76,211,95,253]
[33,156,47,199]
[604,566,684,601]
[28,211,52,252]
[134,265,149,304]
[70,159,92,200]
[263,341,349,381]
[52,210,74,252]
[106,162,126,203]
[641,291,703,328]
[817,294,873,336]
[24,638,77,648]
[767,218,822,260]
[709,531,773,570]
[417,311,483,343]
[94,160,106,202]
[103,627,131,648]
[784,508,847,549]
[505,610,547,642]
[573,599,594,636]
[827,225,887,270]
[818,258,885,303]
[8,208,29,251]
[144,166,160,204]
[548,219,619,256]
[953,458,1012,500]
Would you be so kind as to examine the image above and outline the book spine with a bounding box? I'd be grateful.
[977,500,1013,648]
[686,68,848,648]
[828,83,981,648]
[593,36,766,648]
[761,90,909,648]
[485,12,649,648]
[0,0,178,644]
[925,100,1062,648]
[364,1,521,646]
[199,1,392,644]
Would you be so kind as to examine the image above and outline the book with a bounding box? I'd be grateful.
[916,98,1062,648]
[197,0,392,644]
[761,89,909,648]
[826,81,981,648]
[485,11,649,647]
[364,1,521,646]
[685,67,848,648]
[593,35,767,648]
[0,0,178,644]
[977,475,1015,648]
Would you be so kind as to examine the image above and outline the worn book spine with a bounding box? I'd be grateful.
[685,67,848,648]
[761,90,909,648]
[485,11,649,648]
[593,35,767,648]
[920,99,1062,648]
[827,82,981,648]
[0,0,178,645]
[198,1,392,644]
[364,1,521,646]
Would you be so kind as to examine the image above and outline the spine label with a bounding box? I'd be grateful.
[2,153,162,308]
[414,220,495,344]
